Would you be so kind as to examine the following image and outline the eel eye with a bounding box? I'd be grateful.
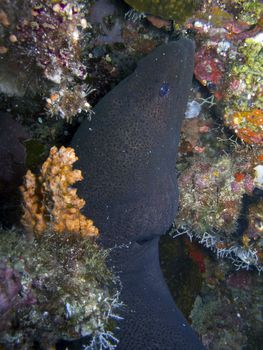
[159,82,170,97]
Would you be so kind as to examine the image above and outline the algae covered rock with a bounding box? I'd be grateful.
[0,0,91,121]
[124,0,203,23]
[0,228,121,349]
[224,37,263,145]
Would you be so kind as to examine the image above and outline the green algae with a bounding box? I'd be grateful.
[125,0,203,23]
[233,0,263,25]
[226,38,263,114]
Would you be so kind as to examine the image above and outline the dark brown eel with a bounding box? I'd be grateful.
[71,38,205,350]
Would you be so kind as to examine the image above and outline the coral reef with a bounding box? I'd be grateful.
[190,256,263,349]
[0,228,121,350]
[20,145,99,238]
[224,37,263,144]
[176,140,263,271]
[175,86,263,272]
[225,109,263,145]
[194,47,225,94]
[0,0,262,348]
[0,0,90,121]
[184,0,263,144]
[0,144,120,349]
[46,84,93,122]
[171,0,263,275]
[230,0,263,25]
[191,294,248,349]
[177,151,255,235]
[161,232,263,350]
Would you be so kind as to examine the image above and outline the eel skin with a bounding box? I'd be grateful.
[72,38,205,350]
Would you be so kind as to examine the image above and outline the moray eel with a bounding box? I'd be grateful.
[72,38,205,349]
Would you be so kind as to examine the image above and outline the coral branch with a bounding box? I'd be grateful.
[20,146,99,238]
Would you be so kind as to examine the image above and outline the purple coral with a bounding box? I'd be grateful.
[0,264,21,316]
[0,262,36,331]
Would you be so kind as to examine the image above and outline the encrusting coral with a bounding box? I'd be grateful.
[20,145,99,238]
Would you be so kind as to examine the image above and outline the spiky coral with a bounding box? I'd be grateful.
[20,146,99,238]
[46,84,92,122]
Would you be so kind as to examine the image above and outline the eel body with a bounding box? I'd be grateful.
[71,38,205,349]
